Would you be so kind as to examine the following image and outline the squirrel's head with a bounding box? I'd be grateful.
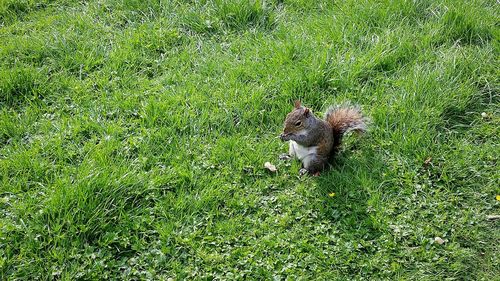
[281,100,313,136]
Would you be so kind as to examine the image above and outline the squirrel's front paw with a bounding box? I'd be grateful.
[279,153,292,161]
[299,168,309,177]
[279,133,292,142]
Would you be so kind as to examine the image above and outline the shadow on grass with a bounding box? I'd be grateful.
[180,0,278,35]
[312,144,387,239]
[440,87,498,132]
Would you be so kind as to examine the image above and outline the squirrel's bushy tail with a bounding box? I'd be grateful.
[325,103,368,149]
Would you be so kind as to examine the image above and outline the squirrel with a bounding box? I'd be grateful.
[279,100,368,175]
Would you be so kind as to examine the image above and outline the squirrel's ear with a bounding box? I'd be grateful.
[294,100,301,109]
[304,108,310,117]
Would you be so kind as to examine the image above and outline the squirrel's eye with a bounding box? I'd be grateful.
[295,121,302,126]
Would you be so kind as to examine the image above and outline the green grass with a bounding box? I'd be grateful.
[1,0,499,279]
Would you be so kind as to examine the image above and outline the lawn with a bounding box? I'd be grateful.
[0,0,499,279]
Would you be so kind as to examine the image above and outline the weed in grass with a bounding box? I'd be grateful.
[181,0,278,34]
[0,66,46,106]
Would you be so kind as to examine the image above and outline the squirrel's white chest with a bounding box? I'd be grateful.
[289,141,317,164]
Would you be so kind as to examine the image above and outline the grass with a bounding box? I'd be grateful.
[0,0,498,279]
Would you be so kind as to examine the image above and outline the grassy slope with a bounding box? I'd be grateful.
[0,0,498,279]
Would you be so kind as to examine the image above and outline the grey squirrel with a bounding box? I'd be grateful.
[279,100,368,175]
